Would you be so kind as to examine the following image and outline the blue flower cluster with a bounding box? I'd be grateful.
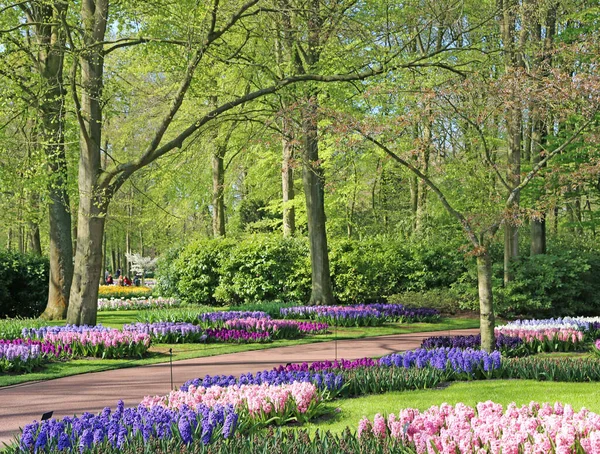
[18,400,237,452]
[122,322,206,343]
[198,311,270,325]
[279,303,439,323]
[180,369,344,393]
[379,347,501,374]
[21,324,111,340]
[421,334,522,351]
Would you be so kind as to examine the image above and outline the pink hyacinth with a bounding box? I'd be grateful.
[357,401,600,454]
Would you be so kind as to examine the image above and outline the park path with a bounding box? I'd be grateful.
[0,328,478,445]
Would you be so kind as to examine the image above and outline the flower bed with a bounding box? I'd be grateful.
[198,311,271,328]
[98,285,153,299]
[123,322,205,343]
[223,318,328,339]
[98,297,180,311]
[421,333,526,357]
[204,328,271,343]
[180,370,344,396]
[0,341,43,373]
[18,400,237,453]
[358,400,600,454]
[494,327,585,352]
[279,303,440,326]
[142,382,323,426]
[43,330,151,359]
[22,324,112,340]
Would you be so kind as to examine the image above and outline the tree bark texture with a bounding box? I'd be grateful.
[477,252,495,352]
[302,96,334,305]
[29,1,74,320]
[66,0,108,325]
[282,115,296,237]
[212,151,226,237]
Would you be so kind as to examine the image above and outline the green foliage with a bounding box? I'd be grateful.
[0,251,49,318]
[501,356,600,382]
[174,239,235,305]
[452,249,600,317]
[158,235,469,306]
[215,235,311,305]
[136,307,215,324]
[0,318,48,340]
[386,290,462,315]
[230,301,298,319]
[340,367,445,396]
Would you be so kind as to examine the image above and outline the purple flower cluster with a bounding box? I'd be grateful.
[223,318,329,338]
[123,322,206,343]
[22,324,111,340]
[279,303,440,325]
[18,400,237,452]
[379,348,501,374]
[205,328,271,343]
[0,338,71,359]
[180,369,344,393]
[199,311,270,326]
[274,357,379,373]
[421,334,523,351]
[0,340,40,362]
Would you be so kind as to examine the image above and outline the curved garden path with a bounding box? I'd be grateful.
[0,328,478,445]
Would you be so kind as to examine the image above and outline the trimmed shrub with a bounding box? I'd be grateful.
[0,251,49,318]
[214,235,311,305]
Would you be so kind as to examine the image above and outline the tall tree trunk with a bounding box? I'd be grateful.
[28,221,42,255]
[530,114,546,255]
[416,116,431,232]
[302,95,334,305]
[282,115,296,237]
[66,0,108,326]
[7,228,12,250]
[477,251,495,352]
[212,150,226,237]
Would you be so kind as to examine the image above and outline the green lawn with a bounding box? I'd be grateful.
[305,380,600,434]
[0,314,479,388]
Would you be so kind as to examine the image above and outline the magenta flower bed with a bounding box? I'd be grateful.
[358,401,600,453]
[205,328,271,343]
[223,318,328,339]
[44,330,151,358]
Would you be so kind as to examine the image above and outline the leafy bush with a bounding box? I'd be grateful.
[0,251,49,318]
[452,249,600,317]
[158,235,468,306]
[214,235,311,305]
[386,289,463,315]
[174,239,235,305]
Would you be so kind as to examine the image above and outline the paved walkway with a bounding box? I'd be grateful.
[0,328,478,444]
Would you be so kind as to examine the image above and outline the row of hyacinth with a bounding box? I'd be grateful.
[98,297,180,311]
[494,327,586,353]
[21,324,112,340]
[141,382,322,426]
[0,338,72,359]
[123,322,206,343]
[0,340,43,373]
[40,330,151,359]
[279,303,439,327]
[223,318,328,339]
[421,334,524,356]
[205,328,271,343]
[272,348,501,378]
[198,311,270,327]
[497,316,600,332]
[18,401,238,453]
[180,370,344,395]
[358,401,600,454]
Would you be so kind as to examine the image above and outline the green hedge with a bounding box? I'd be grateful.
[451,249,600,317]
[0,251,49,318]
[155,235,468,306]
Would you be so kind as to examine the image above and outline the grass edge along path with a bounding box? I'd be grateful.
[0,317,478,388]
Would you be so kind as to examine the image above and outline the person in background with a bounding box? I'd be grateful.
[115,268,121,279]
[123,275,132,286]
[133,275,140,286]
[117,275,124,286]
[104,269,109,284]
[106,274,114,285]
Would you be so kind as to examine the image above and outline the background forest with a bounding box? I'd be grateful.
[0,0,599,341]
